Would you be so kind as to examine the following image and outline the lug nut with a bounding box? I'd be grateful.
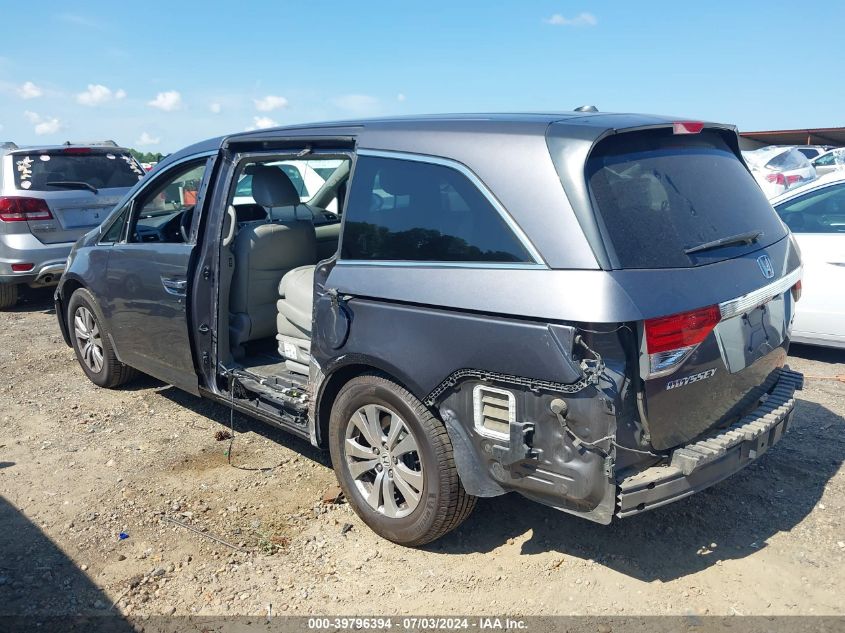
[373,448,380,455]
[388,469,393,477]
[376,464,383,472]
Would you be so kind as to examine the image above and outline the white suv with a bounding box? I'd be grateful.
[0,141,144,308]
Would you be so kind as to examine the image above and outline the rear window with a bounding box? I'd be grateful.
[12,150,145,192]
[766,149,810,171]
[583,129,787,268]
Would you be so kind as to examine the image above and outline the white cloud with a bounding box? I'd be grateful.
[397,93,406,102]
[17,81,43,99]
[249,116,279,130]
[137,131,160,146]
[209,102,222,114]
[147,90,182,111]
[544,12,597,26]
[254,95,288,112]
[76,83,126,106]
[24,111,62,135]
[332,94,380,116]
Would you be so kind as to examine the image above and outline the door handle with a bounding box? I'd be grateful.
[161,276,188,296]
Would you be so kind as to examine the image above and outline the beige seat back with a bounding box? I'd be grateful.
[229,166,317,348]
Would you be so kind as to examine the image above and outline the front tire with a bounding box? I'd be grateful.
[68,288,137,388]
[0,283,18,309]
[328,374,476,546]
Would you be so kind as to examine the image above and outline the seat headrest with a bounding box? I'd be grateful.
[251,166,300,208]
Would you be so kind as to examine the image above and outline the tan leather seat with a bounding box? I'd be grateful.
[229,167,316,349]
[276,265,315,374]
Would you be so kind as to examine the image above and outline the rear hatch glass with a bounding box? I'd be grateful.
[584,129,787,269]
[11,148,143,244]
[13,149,144,192]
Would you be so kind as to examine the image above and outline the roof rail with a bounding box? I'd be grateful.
[574,105,599,113]
[1,141,19,151]
[62,140,119,147]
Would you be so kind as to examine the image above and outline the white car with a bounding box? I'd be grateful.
[771,172,845,348]
[811,148,845,177]
[743,146,817,198]
[795,145,834,161]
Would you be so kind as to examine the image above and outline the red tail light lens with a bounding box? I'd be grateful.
[766,173,786,185]
[645,305,721,354]
[673,121,704,135]
[785,174,801,185]
[11,263,34,272]
[0,197,54,222]
[791,280,802,302]
[61,147,91,155]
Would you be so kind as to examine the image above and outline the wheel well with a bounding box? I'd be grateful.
[316,363,415,448]
[58,279,85,332]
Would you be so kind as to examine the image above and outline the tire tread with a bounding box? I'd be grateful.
[0,284,18,310]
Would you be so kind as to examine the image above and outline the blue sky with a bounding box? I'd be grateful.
[1,1,843,152]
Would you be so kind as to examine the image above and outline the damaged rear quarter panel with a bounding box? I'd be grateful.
[313,291,636,524]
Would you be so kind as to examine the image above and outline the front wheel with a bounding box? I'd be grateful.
[68,288,137,388]
[0,283,18,309]
[328,374,476,546]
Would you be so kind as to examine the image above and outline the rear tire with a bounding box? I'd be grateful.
[328,373,476,546]
[68,288,137,388]
[0,283,18,309]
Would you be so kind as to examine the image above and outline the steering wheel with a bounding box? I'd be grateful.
[179,206,195,242]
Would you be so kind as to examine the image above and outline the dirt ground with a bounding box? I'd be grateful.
[0,286,843,619]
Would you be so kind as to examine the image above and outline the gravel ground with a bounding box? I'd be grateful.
[0,286,843,618]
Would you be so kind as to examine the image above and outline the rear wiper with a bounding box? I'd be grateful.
[684,230,763,255]
[46,181,98,194]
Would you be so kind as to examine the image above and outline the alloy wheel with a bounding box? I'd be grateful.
[344,404,424,518]
[73,306,104,374]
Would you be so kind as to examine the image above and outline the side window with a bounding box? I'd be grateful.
[127,161,207,244]
[341,156,533,263]
[100,205,130,243]
[775,183,845,233]
[814,153,835,167]
[231,157,349,221]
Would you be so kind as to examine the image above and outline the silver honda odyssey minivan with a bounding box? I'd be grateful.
[55,112,804,545]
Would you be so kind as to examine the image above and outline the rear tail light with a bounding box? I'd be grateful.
[785,174,801,186]
[766,173,786,185]
[11,263,34,272]
[0,197,54,222]
[791,280,802,302]
[61,147,92,155]
[645,305,721,376]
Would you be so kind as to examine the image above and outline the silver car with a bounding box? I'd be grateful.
[0,141,144,308]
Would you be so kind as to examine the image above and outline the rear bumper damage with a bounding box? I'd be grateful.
[617,368,803,518]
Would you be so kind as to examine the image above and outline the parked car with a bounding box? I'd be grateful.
[0,141,144,308]
[743,146,817,198]
[771,171,845,348]
[795,145,834,161]
[811,148,845,177]
[55,113,804,545]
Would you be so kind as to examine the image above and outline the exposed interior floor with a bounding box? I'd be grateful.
[239,337,293,380]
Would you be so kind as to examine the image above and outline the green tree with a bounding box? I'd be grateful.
[129,148,165,163]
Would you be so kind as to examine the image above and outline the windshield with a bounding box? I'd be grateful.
[12,150,145,191]
[581,129,787,269]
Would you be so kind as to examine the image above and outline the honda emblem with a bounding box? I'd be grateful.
[757,255,775,279]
